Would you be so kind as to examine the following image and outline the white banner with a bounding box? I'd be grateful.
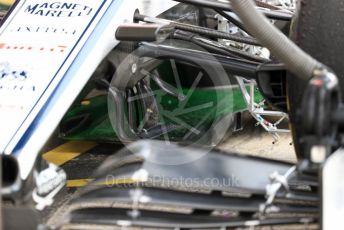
[0,0,107,151]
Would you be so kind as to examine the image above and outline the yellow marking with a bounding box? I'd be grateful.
[43,141,97,166]
[81,100,91,106]
[66,178,142,188]
[67,179,93,187]
[0,0,14,6]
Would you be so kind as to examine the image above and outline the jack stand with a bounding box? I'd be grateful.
[236,76,290,144]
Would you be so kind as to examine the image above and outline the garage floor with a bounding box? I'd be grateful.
[219,119,296,163]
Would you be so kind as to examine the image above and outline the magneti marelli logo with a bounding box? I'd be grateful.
[24,2,93,17]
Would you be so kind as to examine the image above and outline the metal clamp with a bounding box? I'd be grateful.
[32,163,66,211]
[260,166,296,215]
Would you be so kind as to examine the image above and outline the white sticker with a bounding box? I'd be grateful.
[0,0,107,151]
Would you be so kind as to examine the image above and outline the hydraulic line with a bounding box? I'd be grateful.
[230,0,321,80]
[173,0,293,21]
[173,30,269,62]
[136,42,260,79]
[173,22,259,45]
[134,13,260,46]
[172,31,239,57]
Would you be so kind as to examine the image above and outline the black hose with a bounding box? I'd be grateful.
[173,30,269,63]
[137,42,260,79]
[172,22,259,45]
[172,31,239,57]
[192,37,268,62]
[135,13,260,45]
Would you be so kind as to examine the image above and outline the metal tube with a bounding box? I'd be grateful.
[135,13,260,45]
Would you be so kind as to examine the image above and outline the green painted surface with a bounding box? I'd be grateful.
[61,86,263,142]
[0,3,10,11]
[59,34,265,143]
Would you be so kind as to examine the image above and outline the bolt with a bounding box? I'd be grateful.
[131,63,137,74]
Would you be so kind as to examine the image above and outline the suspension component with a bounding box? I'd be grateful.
[236,76,289,144]
[298,68,340,167]
[134,11,260,45]
[116,23,175,42]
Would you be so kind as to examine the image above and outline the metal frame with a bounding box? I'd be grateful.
[215,12,290,143]
[236,76,290,143]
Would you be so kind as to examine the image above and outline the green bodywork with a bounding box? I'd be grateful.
[0,5,8,11]
[1,2,265,143]
[59,32,265,143]
[0,2,10,11]
[61,86,263,143]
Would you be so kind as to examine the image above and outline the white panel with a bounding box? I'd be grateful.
[0,0,109,152]
[0,0,176,179]
[323,148,344,230]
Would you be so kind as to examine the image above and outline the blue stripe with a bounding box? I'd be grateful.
[12,0,123,155]
[4,0,108,151]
